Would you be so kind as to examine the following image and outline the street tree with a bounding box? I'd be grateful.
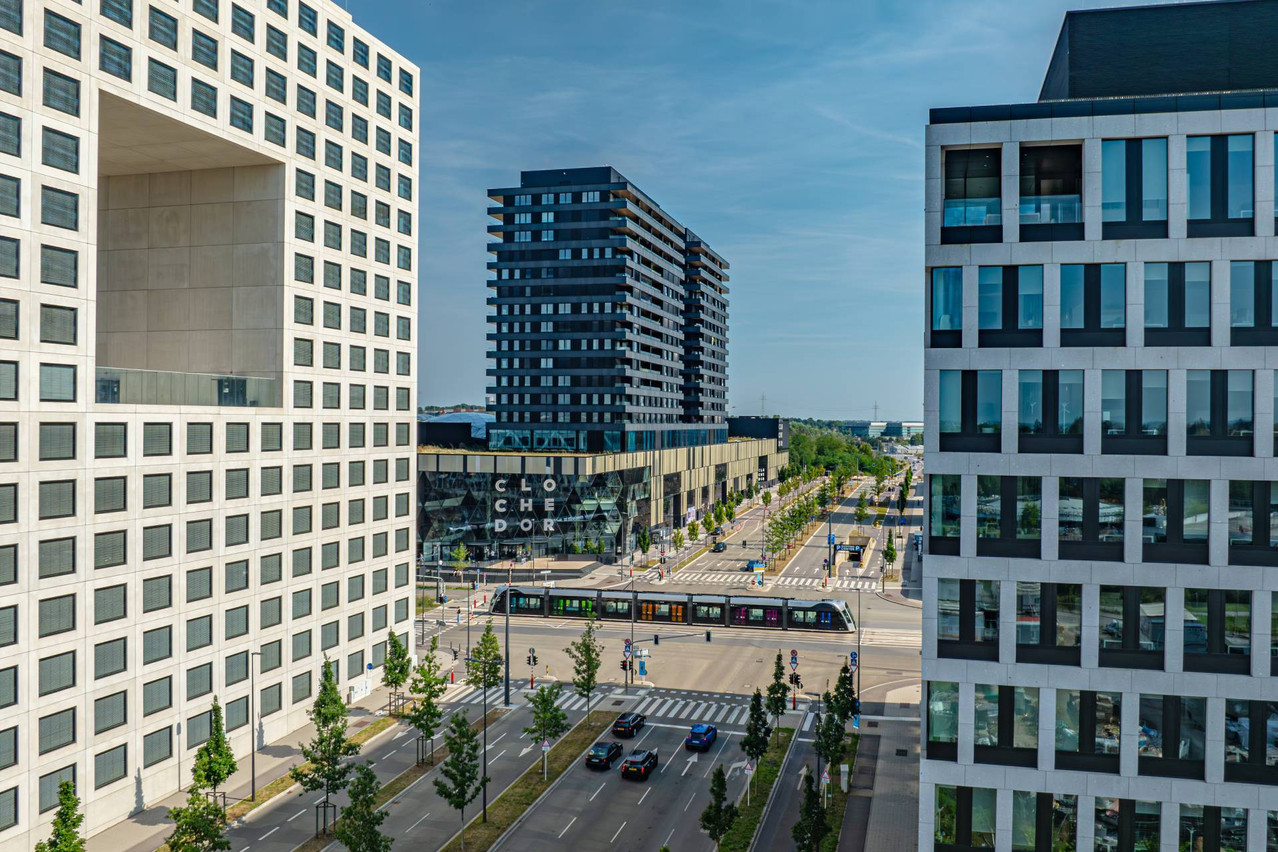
[672,529,685,551]
[435,711,486,852]
[334,764,391,852]
[854,493,868,523]
[406,634,448,764]
[382,629,412,715]
[884,536,897,570]
[699,765,738,850]
[814,703,846,772]
[765,652,789,742]
[566,615,603,710]
[688,519,700,541]
[636,526,652,563]
[166,788,230,852]
[791,769,830,852]
[762,490,772,508]
[34,780,85,852]
[897,488,908,514]
[524,683,571,779]
[740,689,771,796]
[467,620,504,692]
[830,663,858,727]
[291,657,360,825]
[449,543,470,584]
[192,697,237,803]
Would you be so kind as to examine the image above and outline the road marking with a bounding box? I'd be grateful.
[259,828,278,840]
[611,822,627,843]
[706,733,733,778]
[638,788,651,806]
[664,829,676,848]
[313,796,324,805]
[589,782,606,802]
[713,704,732,722]
[644,721,746,735]
[726,706,745,725]
[492,749,507,762]
[394,729,409,739]
[489,732,507,748]
[558,816,576,838]
[681,752,699,777]
[684,791,697,812]
[802,712,815,732]
[408,812,432,833]
[287,809,305,822]
[798,764,810,791]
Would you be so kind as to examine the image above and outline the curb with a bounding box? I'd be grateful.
[747,725,803,852]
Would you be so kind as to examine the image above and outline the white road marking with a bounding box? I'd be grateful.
[259,827,278,840]
[492,749,506,762]
[287,809,305,822]
[489,732,507,748]
[408,811,432,833]
[684,792,697,812]
[713,704,732,722]
[589,782,606,802]
[611,822,627,843]
[558,816,576,838]
[638,788,650,806]
[802,712,816,732]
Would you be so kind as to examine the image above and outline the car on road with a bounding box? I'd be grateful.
[746,559,766,571]
[585,741,624,769]
[612,712,646,737]
[711,542,727,553]
[685,724,717,751]
[712,526,724,536]
[621,747,659,780]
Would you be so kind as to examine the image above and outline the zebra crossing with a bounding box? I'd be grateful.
[442,683,605,713]
[670,571,879,590]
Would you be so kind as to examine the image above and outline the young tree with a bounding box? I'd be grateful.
[740,689,772,797]
[830,662,858,727]
[382,629,412,716]
[814,704,846,773]
[166,788,230,852]
[192,697,237,802]
[672,529,685,551]
[449,543,470,585]
[897,487,908,514]
[791,769,830,852]
[762,490,772,508]
[523,683,571,779]
[406,634,448,764]
[636,525,652,564]
[884,536,897,570]
[291,657,360,825]
[854,493,868,523]
[334,763,391,852]
[765,652,790,743]
[435,711,486,852]
[688,519,700,541]
[35,780,85,852]
[566,615,603,710]
[466,620,504,692]
[699,765,739,850]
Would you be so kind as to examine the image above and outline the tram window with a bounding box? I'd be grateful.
[604,599,630,616]
[695,604,722,621]
[792,610,816,625]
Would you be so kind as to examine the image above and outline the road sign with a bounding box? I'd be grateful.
[828,533,836,545]
[638,660,647,677]
[541,739,550,752]
[850,663,858,676]
[529,647,536,655]
[849,651,858,666]
[789,659,798,671]
[744,761,754,775]
[790,649,798,658]
[623,644,632,660]
[820,768,830,784]
[852,715,860,730]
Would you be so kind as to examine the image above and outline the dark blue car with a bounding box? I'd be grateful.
[685,723,717,751]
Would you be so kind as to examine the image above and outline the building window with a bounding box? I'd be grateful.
[938,370,1000,452]
[1100,369,1167,454]
[1143,479,1209,564]
[976,476,1041,558]
[1228,480,1278,567]
[1017,370,1082,453]
[925,681,957,761]
[1095,799,1160,851]
[1224,700,1278,784]
[1058,477,1124,561]
[977,266,1042,347]
[1055,691,1120,774]
[1187,133,1254,237]
[1060,263,1126,346]
[934,785,995,852]
[936,579,999,661]
[1179,805,1248,852]
[1099,585,1165,670]
[1182,588,1250,674]
[1186,369,1252,456]
[1228,260,1278,345]
[1019,144,1082,241]
[941,148,1001,244]
[928,474,960,556]
[1014,582,1080,665]
[1101,137,1168,239]
[973,684,1038,766]
[1144,261,1210,346]
[1138,694,1206,779]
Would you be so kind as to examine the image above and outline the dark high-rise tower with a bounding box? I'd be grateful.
[486,167,729,453]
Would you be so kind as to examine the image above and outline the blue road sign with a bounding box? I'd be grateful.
[850,651,858,666]
[638,660,647,677]
[828,533,836,545]
[852,714,860,730]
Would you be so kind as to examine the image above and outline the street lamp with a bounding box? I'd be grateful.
[503,560,512,707]
[249,650,263,801]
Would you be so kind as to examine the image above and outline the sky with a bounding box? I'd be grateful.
[347,0,1170,421]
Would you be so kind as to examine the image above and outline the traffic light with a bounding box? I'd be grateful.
[620,659,628,671]
[451,648,459,661]
[532,654,539,666]
[851,698,861,717]
[795,676,803,690]
[653,633,659,645]
[526,654,533,666]
[705,630,711,642]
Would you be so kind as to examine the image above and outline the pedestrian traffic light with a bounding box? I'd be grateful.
[451,648,459,661]
[532,654,538,666]
[705,630,711,642]
[526,654,532,666]
[620,660,627,671]
[653,633,659,645]
[851,698,861,717]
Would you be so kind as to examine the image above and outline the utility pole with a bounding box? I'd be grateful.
[872,400,880,421]
[504,562,511,707]
[826,505,834,581]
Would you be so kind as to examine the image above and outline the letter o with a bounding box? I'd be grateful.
[543,479,557,493]
[520,519,533,532]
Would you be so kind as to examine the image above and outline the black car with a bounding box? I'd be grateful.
[585,741,624,769]
[712,526,724,536]
[612,712,646,737]
[711,542,727,553]
[621,747,659,780]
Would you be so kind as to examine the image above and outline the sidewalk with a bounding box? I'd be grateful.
[86,683,398,852]
[841,682,920,852]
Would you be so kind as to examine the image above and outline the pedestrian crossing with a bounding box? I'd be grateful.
[669,571,879,591]
[860,627,923,648]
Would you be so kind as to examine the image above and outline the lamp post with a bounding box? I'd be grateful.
[249,650,262,801]
[504,560,512,707]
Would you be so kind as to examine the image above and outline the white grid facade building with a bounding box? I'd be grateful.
[0,0,419,844]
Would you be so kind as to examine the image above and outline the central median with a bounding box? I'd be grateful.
[720,725,795,852]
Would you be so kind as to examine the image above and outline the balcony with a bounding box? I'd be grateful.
[95,367,278,407]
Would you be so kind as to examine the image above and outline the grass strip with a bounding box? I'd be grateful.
[720,726,795,852]
[818,733,860,852]
[290,707,509,852]
[438,710,615,852]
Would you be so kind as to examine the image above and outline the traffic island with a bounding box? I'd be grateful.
[719,726,795,852]
[440,709,614,852]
